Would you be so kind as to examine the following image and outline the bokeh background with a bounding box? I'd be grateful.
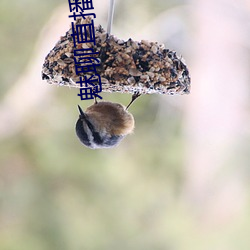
[1,0,250,249]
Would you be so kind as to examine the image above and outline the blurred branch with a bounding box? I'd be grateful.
[0,5,70,139]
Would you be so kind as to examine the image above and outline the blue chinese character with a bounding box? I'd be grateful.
[74,48,100,71]
[74,48,99,57]
[71,21,96,47]
[74,57,100,75]
[77,87,95,100]
[76,76,102,100]
[69,12,96,21]
[82,0,94,11]
[77,87,102,100]
[76,75,101,88]
[68,0,94,13]
[68,0,84,12]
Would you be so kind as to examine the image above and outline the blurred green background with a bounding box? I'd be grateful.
[1,0,250,249]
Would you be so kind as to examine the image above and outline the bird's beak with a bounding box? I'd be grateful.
[77,105,86,119]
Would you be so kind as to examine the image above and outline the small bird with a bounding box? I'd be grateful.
[75,92,140,149]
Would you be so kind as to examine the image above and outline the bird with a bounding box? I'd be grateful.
[75,92,140,149]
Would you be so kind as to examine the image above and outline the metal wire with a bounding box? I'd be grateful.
[107,0,115,34]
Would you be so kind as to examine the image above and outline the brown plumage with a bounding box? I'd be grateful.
[85,101,134,136]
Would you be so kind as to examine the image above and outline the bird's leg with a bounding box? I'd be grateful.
[94,95,98,104]
[126,91,141,110]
